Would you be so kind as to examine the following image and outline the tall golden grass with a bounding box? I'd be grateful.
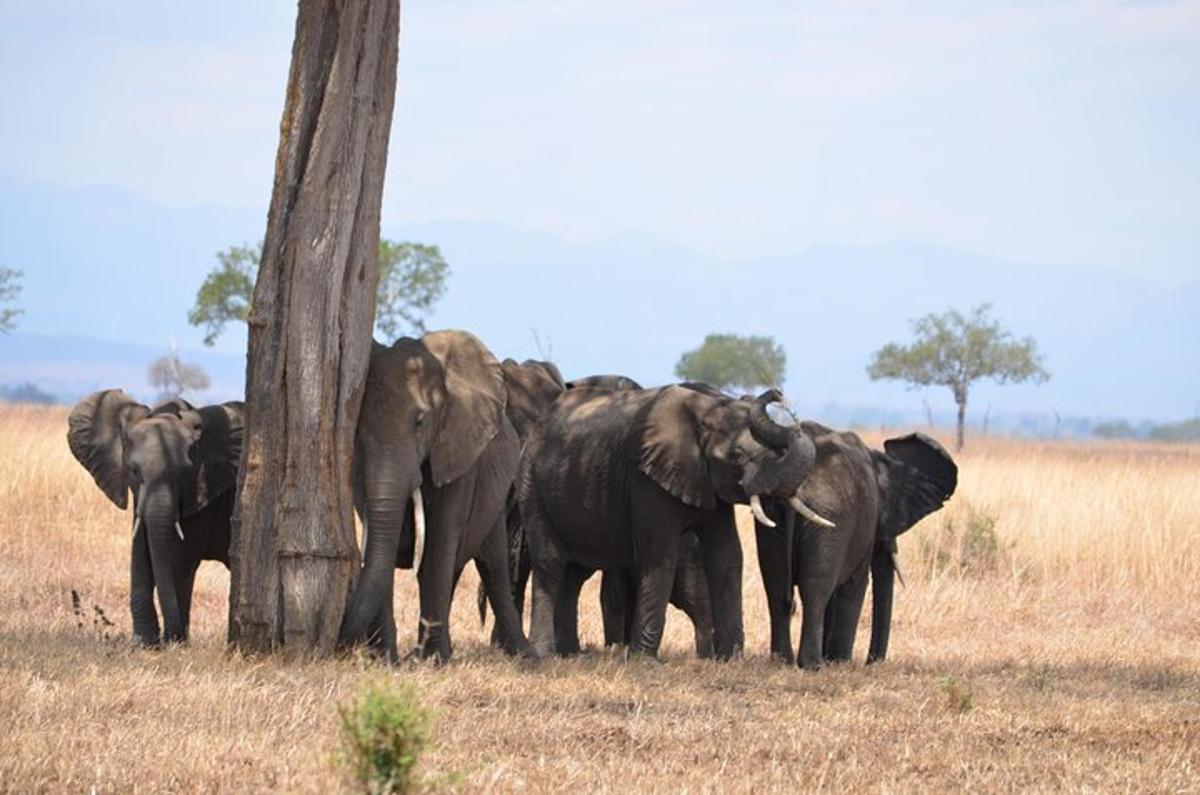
[1,405,1197,792]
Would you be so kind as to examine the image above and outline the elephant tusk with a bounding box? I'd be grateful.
[175,521,185,541]
[132,513,142,539]
[411,486,426,573]
[789,494,836,529]
[892,549,906,588]
[749,494,776,528]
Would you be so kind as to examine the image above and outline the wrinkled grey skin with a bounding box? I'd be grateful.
[67,390,244,646]
[479,368,716,658]
[339,330,533,662]
[754,426,956,670]
[520,385,818,660]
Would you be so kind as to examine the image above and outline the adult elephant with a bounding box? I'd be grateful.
[482,369,717,658]
[339,330,533,662]
[754,426,957,670]
[520,385,832,659]
[67,390,244,646]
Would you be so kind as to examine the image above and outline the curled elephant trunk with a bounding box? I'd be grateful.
[748,393,791,451]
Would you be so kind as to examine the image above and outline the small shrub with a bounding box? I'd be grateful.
[918,502,1011,577]
[336,677,430,794]
[942,676,975,714]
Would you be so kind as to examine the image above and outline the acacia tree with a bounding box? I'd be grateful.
[189,239,447,346]
[868,304,1049,451]
[674,333,786,392]
[228,0,399,655]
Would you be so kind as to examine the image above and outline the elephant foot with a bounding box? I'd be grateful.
[131,634,161,650]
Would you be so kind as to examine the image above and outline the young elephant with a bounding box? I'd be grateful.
[67,390,244,646]
[339,330,533,662]
[754,426,957,670]
[520,385,831,659]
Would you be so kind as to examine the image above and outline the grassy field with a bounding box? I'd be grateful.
[1,404,1197,792]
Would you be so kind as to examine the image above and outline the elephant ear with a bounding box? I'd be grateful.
[66,389,150,509]
[424,330,508,487]
[875,432,958,539]
[180,402,245,518]
[635,386,716,509]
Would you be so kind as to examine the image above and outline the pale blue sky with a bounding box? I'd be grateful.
[1,1,1197,284]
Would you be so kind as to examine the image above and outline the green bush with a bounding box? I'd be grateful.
[336,677,430,794]
[918,502,1011,576]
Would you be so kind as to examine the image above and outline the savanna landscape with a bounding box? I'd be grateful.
[3,403,1197,792]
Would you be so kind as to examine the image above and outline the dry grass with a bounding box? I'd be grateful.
[1,405,1197,792]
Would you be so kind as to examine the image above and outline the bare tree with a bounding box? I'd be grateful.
[228,0,399,655]
[147,345,211,402]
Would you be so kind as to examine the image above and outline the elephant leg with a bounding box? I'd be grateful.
[599,569,631,649]
[524,497,563,658]
[490,501,529,647]
[553,564,591,656]
[475,515,535,657]
[670,535,715,660]
[824,562,869,663]
[629,529,681,657]
[130,527,160,647]
[695,505,744,660]
[414,521,459,663]
[754,502,795,663]
[797,576,836,671]
[175,561,199,638]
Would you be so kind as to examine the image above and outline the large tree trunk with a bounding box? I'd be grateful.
[228,0,400,655]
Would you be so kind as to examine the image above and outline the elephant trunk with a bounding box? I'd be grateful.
[139,488,187,643]
[339,459,419,651]
[129,507,161,646]
[867,539,896,664]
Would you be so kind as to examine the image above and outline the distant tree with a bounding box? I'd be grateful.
[0,266,23,333]
[1148,418,1200,443]
[674,333,786,392]
[189,239,448,346]
[0,382,56,405]
[1092,420,1137,440]
[147,348,211,401]
[188,243,259,346]
[868,304,1049,451]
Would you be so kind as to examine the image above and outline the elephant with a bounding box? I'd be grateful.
[480,368,716,658]
[519,384,832,659]
[67,390,244,646]
[338,330,534,662]
[753,426,957,670]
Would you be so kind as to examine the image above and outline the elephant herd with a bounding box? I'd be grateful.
[68,329,957,670]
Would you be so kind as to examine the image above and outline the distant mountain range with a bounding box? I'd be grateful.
[1,175,1196,428]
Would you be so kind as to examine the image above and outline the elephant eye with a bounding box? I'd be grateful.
[127,461,141,480]
[728,448,744,465]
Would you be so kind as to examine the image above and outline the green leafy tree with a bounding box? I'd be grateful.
[189,240,448,345]
[868,304,1049,451]
[0,266,23,334]
[674,333,786,392]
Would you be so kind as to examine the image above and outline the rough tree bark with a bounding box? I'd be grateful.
[228,0,400,655]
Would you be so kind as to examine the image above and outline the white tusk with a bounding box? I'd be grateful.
[789,495,836,529]
[411,486,426,573]
[749,494,776,528]
[175,521,185,541]
[891,550,906,588]
[132,513,142,539]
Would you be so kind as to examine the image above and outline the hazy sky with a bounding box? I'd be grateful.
[2,1,1198,284]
